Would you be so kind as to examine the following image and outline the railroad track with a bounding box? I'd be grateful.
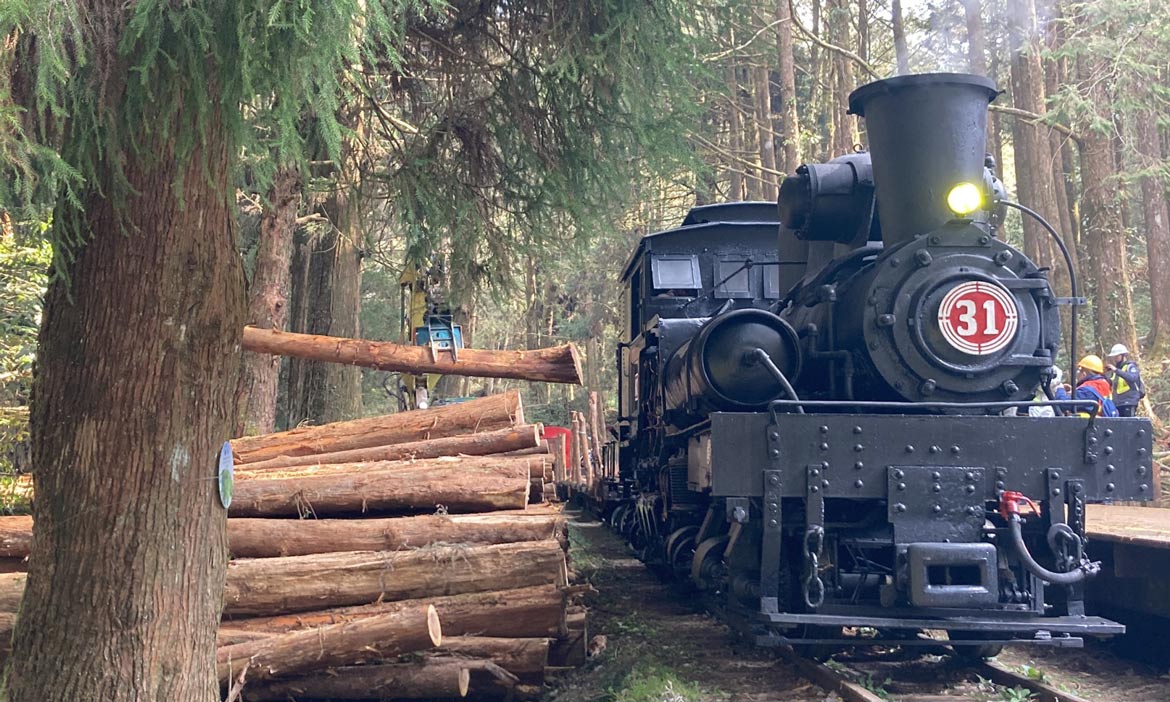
[782,645,1095,702]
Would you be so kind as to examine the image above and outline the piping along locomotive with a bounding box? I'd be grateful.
[603,73,1155,655]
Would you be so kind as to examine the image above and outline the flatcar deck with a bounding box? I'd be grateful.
[1086,504,1170,548]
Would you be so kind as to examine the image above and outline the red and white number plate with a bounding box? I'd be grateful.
[937,281,1019,355]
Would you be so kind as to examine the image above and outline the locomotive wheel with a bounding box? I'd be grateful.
[691,535,730,590]
[949,632,1003,660]
[608,502,631,530]
[665,526,699,579]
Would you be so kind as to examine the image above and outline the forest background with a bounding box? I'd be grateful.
[3,0,1170,454]
[0,1,1168,697]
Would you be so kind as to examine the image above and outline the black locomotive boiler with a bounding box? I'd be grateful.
[605,74,1155,654]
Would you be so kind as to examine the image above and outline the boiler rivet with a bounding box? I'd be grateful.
[854,444,865,452]
[932,505,942,514]
[855,479,864,488]
[895,503,906,513]
[854,461,865,470]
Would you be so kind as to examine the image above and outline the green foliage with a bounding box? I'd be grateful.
[1,0,421,275]
[0,224,51,405]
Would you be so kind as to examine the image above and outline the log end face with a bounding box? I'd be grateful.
[457,666,471,697]
[427,603,442,647]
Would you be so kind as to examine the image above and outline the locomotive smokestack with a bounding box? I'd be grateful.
[848,73,998,246]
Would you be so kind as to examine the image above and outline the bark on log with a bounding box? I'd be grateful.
[0,511,567,563]
[0,516,32,559]
[228,512,564,558]
[218,584,566,645]
[242,326,584,385]
[216,605,441,684]
[550,609,588,667]
[500,440,550,457]
[238,424,541,471]
[231,390,524,464]
[239,660,471,701]
[228,463,531,517]
[432,637,550,677]
[222,541,567,616]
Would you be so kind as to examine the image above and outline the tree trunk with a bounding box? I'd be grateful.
[1077,55,1133,350]
[1008,0,1060,277]
[1136,108,1170,355]
[221,541,567,616]
[6,41,244,702]
[228,462,533,517]
[240,659,471,701]
[828,0,856,156]
[217,584,567,644]
[239,166,301,436]
[232,390,523,464]
[960,0,988,75]
[216,605,441,684]
[891,0,910,75]
[245,326,584,385]
[239,424,541,472]
[282,185,364,427]
[753,65,778,200]
[726,63,745,201]
[773,0,801,173]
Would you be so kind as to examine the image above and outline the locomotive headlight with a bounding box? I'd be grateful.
[946,182,983,216]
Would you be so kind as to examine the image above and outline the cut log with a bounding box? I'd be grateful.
[529,478,544,504]
[432,636,551,677]
[0,511,568,562]
[216,604,441,684]
[231,390,523,464]
[222,541,567,616]
[500,440,549,457]
[218,584,566,645]
[242,326,584,385]
[239,660,471,701]
[0,573,24,612]
[235,454,549,482]
[548,435,566,483]
[228,463,531,517]
[228,512,564,558]
[239,424,542,472]
[0,516,31,558]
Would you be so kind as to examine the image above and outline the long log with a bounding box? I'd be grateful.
[228,512,564,558]
[0,573,24,612]
[242,326,584,385]
[218,584,567,645]
[238,424,542,472]
[500,440,550,457]
[216,605,441,684]
[229,463,530,517]
[231,390,524,464]
[0,516,31,559]
[239,660,471,701]
[234,454,549,482]
[222,541,567,616]
[0,512,566,562]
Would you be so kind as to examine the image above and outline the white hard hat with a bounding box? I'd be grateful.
[1108,343,1128,357]
[1050,367,1063,384]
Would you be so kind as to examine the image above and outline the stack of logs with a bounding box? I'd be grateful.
[0,390,590,701]
[551,390,611,495]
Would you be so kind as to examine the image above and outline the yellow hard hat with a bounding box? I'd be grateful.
[1077,354,1104,374]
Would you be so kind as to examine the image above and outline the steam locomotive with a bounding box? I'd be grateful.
[605,74,1155,655]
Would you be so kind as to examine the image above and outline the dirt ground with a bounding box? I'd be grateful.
[545,510,834,702]
[546,509,1170,702]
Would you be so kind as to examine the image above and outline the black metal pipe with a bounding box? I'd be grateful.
[1007,516,1099,586]
[1001,200,1080,394]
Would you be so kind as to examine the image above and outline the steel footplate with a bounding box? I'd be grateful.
[758,611,1124,636]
